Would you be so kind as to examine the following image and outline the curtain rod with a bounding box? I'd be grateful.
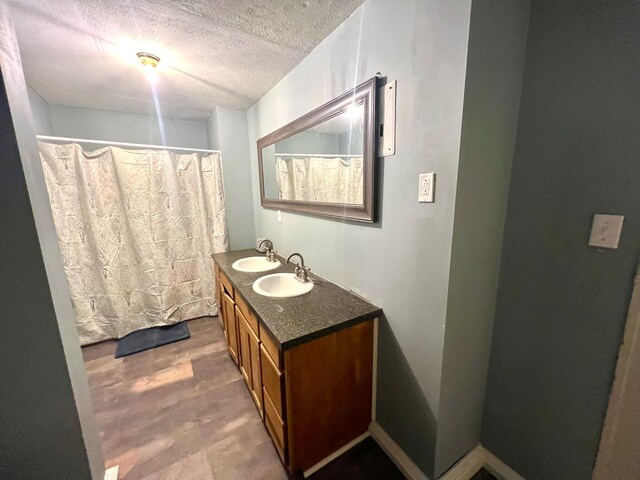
[276,153,363,158]
[36,135,220,154]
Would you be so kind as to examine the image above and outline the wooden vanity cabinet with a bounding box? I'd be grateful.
[214,264,375,476]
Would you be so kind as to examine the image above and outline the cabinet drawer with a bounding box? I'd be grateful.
[260,328,282,370]
[220,271,234,298]
[264,387,286,462]
[260,344,283,416]
[235,294,259,337]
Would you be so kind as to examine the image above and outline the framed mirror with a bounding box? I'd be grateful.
[257,77,377,222]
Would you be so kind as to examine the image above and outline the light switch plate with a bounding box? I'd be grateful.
[104,466,119,480]
[277,210,282,223]
[419,173,435,203]
[589,214,624,249]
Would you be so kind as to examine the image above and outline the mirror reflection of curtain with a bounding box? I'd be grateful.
[39,142,229,345]
[275,156,364,204]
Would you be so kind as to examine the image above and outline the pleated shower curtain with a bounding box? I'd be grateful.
[275,155,364,204]
[40,142,229,345]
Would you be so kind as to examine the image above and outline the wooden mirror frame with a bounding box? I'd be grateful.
[257,77,377,223]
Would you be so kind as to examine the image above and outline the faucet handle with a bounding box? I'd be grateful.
[286,253,310,281]
[299,266,310,282]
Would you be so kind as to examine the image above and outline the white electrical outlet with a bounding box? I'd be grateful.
[419,173,435,203]
[277,210,282,223]
[589,214,624,249]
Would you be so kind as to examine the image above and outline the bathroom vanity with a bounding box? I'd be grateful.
[212,249,381,476]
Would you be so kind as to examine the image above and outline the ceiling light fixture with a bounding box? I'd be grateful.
[136,52,160,68]
[137,52,160,84]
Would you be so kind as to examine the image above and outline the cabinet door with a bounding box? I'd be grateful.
[222,291,239,365]
[262,344,286,462]
[247,323,263,416]
[236,307,251,387]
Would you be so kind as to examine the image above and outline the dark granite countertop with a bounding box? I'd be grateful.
[213,249,382,350]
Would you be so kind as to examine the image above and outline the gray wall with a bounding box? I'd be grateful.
[435,0,530,475]
[208,107,256,249]
[48,104,209,149]
[261,144,279,198]
[275,131,339,154]
[247,0,472,476]
[338,129,363,156]
[482,1,640,479]
[27,85,52,135]
[0,5,103,479]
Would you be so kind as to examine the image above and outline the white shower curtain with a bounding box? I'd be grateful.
[275,155,364,204]
[40,142,229,345]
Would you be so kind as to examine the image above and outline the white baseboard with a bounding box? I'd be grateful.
[439,444,525,480]
[303,432,370,477]
[366,429,525,480]
[369,421,430,480]
[103,465,118,480]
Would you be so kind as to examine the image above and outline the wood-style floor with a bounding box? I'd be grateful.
[83,316,405,480]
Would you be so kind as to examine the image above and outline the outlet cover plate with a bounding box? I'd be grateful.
[589,214,624,249]
[419,173,435,203]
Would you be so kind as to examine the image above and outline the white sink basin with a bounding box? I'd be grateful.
[252,273,314,298]
[232,256,281,273]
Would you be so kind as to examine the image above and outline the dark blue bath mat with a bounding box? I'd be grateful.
[115,322,190,358]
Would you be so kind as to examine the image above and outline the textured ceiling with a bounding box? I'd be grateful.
[9,0,365,119]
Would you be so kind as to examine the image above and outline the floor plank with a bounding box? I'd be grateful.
[84,317,284,480]
[83,316,405,479]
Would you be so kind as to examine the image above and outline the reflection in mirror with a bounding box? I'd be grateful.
[261,104,365,205]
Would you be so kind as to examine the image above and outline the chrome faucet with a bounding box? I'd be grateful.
[259,239,277,262]
[286,252,310,283]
